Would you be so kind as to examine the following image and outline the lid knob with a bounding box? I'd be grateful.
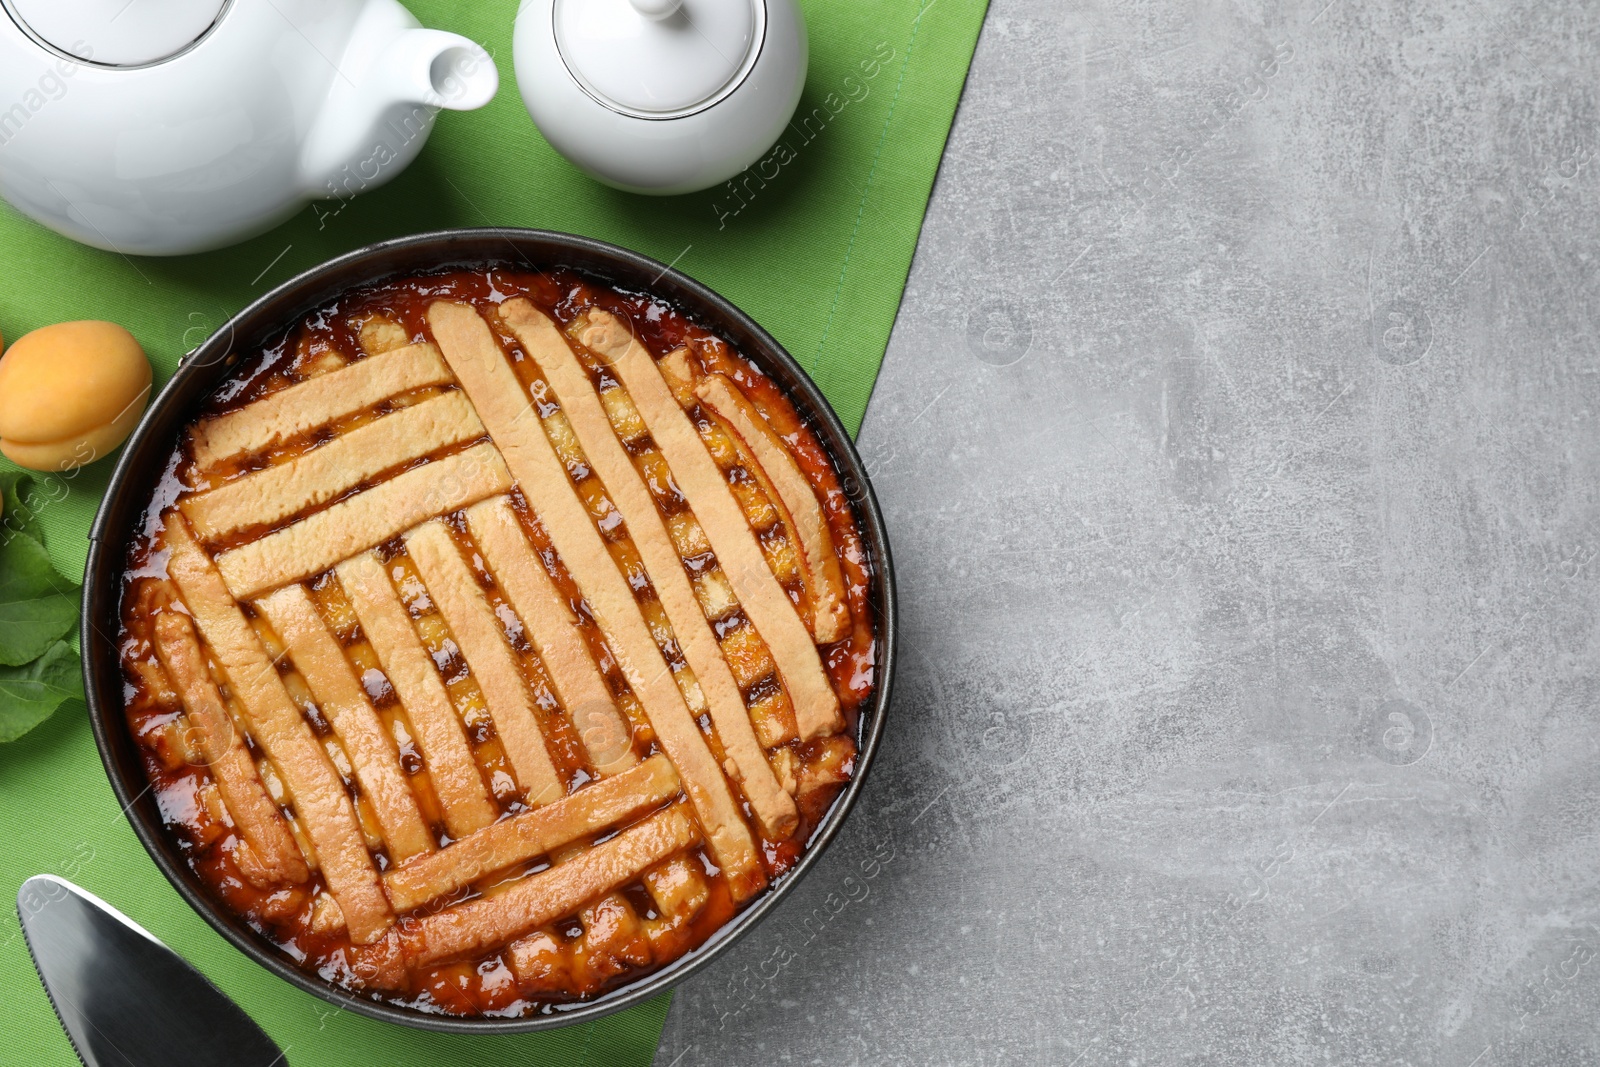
[553,0,762,118]
[629,0,684,19]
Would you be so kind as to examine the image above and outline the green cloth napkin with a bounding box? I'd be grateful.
[0,0,985,1062]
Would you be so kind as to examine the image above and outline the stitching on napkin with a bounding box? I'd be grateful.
[811,3,928,375]
[576,1018,600,1066]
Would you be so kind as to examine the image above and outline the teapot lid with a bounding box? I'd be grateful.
[5,0,226,67]
[553,0,765,120]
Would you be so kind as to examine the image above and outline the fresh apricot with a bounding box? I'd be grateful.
[0,321,151,471]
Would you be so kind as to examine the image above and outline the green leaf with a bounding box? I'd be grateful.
[0,640,83,742]
[0,530,80,666]
[0,470,42,544]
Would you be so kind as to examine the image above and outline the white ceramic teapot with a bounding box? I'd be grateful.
[0,0,497,255]
[513,0,807,196]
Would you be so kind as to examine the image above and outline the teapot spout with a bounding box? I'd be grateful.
[299,0,497,201]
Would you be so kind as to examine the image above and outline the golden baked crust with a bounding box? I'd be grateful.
[117,268,874,1016]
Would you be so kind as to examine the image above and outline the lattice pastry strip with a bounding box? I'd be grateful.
[496,298,797,839]
[656,354,814,628]
[425,299,766,901]
[693,372,852,644]
[383,754,680,912]
[650,454,800,750]
[151,611,309,887]
[464,495,636,777]
[215,441,512,599]
[591,358,800,749]
[573,310,843,741]
[403,519,565,809]
[397,804,701,970]
[253,583,435,862]
[164,519,393,943]
[534,390,711,720]
[662,538,798,752]
[190,341,453,470]
[170,503,698,964]
[335,551,499,840]
[182,390,485,540]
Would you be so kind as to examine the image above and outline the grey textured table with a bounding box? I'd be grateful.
[656,0,1600,1062]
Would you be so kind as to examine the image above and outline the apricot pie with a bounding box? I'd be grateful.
[117,269,875,1015]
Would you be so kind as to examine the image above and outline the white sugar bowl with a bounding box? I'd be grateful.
[513,0,807,196]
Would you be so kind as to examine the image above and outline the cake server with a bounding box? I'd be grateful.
[17,875,285,1067]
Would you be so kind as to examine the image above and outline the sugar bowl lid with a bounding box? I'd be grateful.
[4,0,227,66]
[553,0,766,120]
